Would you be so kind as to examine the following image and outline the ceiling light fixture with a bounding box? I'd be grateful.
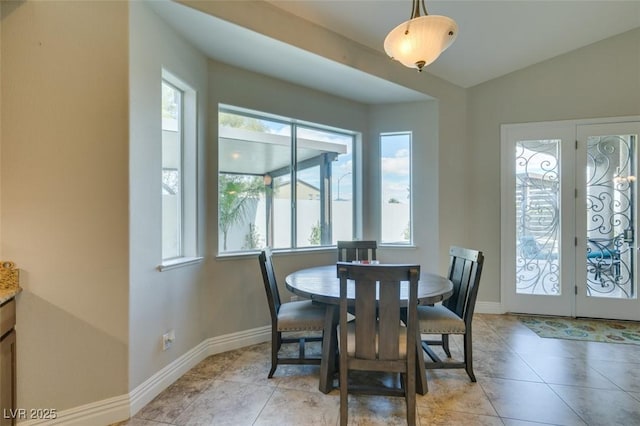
[384,0,458,72]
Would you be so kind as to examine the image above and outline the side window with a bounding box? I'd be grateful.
[380,132,412,245]
[218,107,355,254]
[161,72,198,265]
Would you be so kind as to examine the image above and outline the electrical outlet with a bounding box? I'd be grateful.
[162,330,175,351]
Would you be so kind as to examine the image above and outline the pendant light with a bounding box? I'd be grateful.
[384,0,458,72]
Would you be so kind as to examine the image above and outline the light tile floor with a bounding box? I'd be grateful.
[114,314,640,425]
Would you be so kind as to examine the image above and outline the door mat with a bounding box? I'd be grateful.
[518,315,640,345]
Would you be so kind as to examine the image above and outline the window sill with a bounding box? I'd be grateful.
[158,256,204,272]
[216,246,336,261]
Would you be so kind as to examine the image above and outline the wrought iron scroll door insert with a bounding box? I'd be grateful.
[585,134,636,299]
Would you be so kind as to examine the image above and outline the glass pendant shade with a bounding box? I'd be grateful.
[384,15,458,71]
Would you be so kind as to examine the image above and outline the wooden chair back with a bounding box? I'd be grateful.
[258,248,281,322]
[443,246,484,327]
[337,240,377,262]
[337,262,419,425]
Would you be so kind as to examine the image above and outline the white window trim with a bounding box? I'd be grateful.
[160,69,199,269]
[158,256,204,272]
[379,131,413,246]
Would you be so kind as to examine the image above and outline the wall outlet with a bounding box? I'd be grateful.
[162,330,175,351]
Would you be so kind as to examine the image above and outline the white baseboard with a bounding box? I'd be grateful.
[475,301,505,314]
[129,324,270,415]
[18,325,271,426]
[128,340,210,416]
[20,302,508,426]
[16,395,130,426]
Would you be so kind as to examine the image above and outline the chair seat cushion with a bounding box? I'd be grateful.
[277,300,325,331]
[418,305,465,334]
[338,322,407,358]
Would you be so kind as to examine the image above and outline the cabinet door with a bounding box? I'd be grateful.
[0,330,16,426]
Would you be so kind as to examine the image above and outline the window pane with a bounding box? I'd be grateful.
[162,81,182,259]
[272,174,292,249]
[296,126,353,247]
[381,133,412,245]
[218,107,355,253]
[586,134,636,299]
[218,173,268,251]
[218,110,291,252]
[515,140,560,295]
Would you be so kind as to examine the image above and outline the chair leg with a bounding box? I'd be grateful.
[340,368,348,426]
[463,331,476,382]
[268,330,279,378]
[442,334,452,358]
[406,368,416,425]
[340,321,348,426]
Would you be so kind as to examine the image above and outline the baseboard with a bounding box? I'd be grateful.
[19,305,514,426]
[475,301,505,314]
[18,325,271,426]
[198,325,271,357]
[128,340,210,416]
[16,395,130,426]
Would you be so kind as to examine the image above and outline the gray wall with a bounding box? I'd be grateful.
[1,0,129,411]
[0,0,462,413]
[203,61,370,338]
[368,101,440,271]
[467,27,640,303]
[129,1,209,390]
[201,63,442,337]
[181,0,470,283]
[129,0,452,398]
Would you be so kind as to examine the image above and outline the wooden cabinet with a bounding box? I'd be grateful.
[0,299,16,426]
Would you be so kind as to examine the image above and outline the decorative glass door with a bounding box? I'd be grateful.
[501,124,575,316]
[575,123,640,321]
[502,120,640,320]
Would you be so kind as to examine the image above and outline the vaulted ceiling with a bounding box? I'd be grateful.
[266,0,640,88]
[152,1,640,103]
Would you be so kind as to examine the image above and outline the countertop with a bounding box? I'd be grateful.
[0,261,21,304]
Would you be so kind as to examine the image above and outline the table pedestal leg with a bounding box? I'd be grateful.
[319,304,338,394]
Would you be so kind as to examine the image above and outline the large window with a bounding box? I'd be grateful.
[218,106,355,254]
[380,132,412,245]
[161,71,198,266]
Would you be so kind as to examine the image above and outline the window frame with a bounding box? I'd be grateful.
[217,105,358,255]
[159,70,201,270]
[379,131,413,246]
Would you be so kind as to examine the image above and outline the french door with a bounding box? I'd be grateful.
[501,118,640,320]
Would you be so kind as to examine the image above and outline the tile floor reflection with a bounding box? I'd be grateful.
[114,314,640,425]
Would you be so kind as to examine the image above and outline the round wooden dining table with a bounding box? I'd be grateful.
[285,264,453,394]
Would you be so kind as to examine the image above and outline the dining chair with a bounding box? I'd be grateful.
[337,240,377,262]
[337,262,420,426]
[258,248,326,378]
[418,246,484,382]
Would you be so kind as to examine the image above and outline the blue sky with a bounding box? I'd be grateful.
[381,133,411,204]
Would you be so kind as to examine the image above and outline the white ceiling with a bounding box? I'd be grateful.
[266,0,640,88]
[150,1,640,103]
